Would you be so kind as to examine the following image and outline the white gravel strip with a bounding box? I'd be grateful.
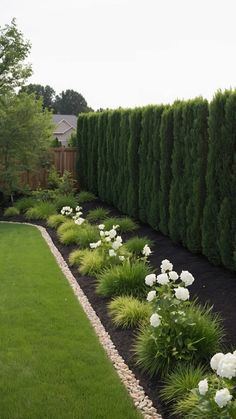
[0,221,162,419]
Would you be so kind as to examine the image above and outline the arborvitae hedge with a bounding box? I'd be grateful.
[77,90,236,271]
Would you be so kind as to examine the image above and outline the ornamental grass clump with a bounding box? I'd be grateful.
[124,236,154,256]
[87,207,110,222]
[172,350,236,418]
[47,214,66,228]
[25,202,56,220]
[3,207,20,217]
[96,260,151,298]
[76,223,100,249]
[58,226,81,245]
[160,364,208,408]
[108,296,151,328]
[78,249,106,276]
[14,196,37,213]
[57,220,76,236]
[104,217,138,233]
[69,249,88,267]
[54,194,78,212]
[135,259,224,377]
[77,191,97,203]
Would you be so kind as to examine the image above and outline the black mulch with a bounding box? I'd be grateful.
[1,199,236,419]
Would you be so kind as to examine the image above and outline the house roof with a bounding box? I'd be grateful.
[52,114,77,130]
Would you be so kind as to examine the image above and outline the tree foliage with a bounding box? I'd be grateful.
[0,93,53,199]
[54,89,91,115]
[0,18,32,94]
[20,83,56,110]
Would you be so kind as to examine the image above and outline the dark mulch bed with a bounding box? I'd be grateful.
[1,198,236,419]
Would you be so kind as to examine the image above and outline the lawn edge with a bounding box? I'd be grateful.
[0,221,162,419]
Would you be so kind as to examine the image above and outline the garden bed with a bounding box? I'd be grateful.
[1,197,236,419]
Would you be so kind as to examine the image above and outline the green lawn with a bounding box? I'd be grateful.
[0,223,141,419]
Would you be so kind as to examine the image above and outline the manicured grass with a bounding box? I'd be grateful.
[0,223,141,419]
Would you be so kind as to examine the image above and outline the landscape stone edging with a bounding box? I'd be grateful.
[0,221,162,419]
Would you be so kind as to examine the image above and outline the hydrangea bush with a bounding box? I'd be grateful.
[135,259,223,376]
[188,351,236,417]
[60,205,85,225]
[89,224,152,266]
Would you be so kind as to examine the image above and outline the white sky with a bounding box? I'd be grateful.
[1,0,236,110]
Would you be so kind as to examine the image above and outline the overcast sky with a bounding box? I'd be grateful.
[1,0,236,110]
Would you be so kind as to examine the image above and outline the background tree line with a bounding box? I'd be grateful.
[20,84,93,115]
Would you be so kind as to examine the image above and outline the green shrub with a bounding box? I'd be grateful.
[124,236,154,255]
[97,261,151,297]
[108,296,151,328]
[104,217,138,233]
[47,214,66,228]
[160,364,207,406]
[134,303,224,377]
[3,207,20,217]
[77,191,97,203]
[87,207,110,222]
[14,196,37,213]
[54,194,77,212]
[57,220,76,236]
[69,249,88,266]
[32,189,56,202]
[25,203,56,220]
[47,166,61,189]
[78,249,106,276]
[58,171,76,195]
[59,226,81,245]
[76,224,100,249]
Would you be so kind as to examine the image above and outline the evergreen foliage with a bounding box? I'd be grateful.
[77,90,236,271]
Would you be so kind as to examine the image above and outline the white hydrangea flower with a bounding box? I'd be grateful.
[147,290,156,302]
[90,240,101,249]
[61,206,73,216]
[112,240,122,250]
[198,379,208,396]
[109,229,117,239]
[98,224,105,230]
[100,231,105,237]
[109,249,116,257]
[174,287,190,301]
[217,353,236,379]
[169,271,179,281]
[142,244,152,257]
[76,206,82,212]
[161,259,173,273]
[105,236,111,242]
[214,388,232,408]
[116,236,122,244]
[119,255,125,261]
[150,313,161,327]
[73,213,82,220]
[210,353,225,371]
[112,225,119,230]
[74,217,85,225]
[105,231,110,236]
[156,273,169,285]
[145,274,156,287]
[180,270,195,286]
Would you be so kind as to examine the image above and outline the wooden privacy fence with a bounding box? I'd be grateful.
[20,147,77,189]
[52,147,77,178]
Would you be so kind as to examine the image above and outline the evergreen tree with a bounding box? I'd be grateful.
[127,109,142,218]
[169,102,184,242]
[159,107,174,235]
[202,91,230,265]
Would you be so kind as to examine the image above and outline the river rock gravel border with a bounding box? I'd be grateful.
[1,221,162,419]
